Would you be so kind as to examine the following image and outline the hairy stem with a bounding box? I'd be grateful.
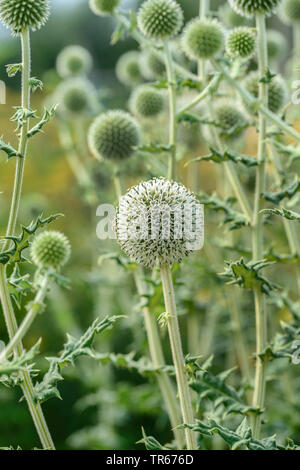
[251,13,268,439]
[160,264,197,450]
[0,29,55,450]
[198,0,210,80]
[164,41,177,180]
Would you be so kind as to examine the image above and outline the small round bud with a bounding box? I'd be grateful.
[116,51,143,87]
[244,72,287,113]
[31,231,71,271]
[226,27,256,59]
[0,0,50,34]
[282,0,300,23]
[55,78,96,116]
[267,30,288,61]
[116,178,202,268]
[181,19,225,60]
[89,0,120,16]
[219,3,251,27]
[56,45,93,78]
[137,0,183,40]
[130,86,164,118]
[140,50,166,80]
[215,102,247,140]
[88,110,141,161]
[228,0,282,18]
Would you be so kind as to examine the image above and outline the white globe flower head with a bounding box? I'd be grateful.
[115,178,204,268]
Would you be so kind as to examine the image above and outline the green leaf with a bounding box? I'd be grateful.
[0,136,18,159]
[135,144,174,154]
[6,63,22,77]
[0,341,41,380]
[261,207,300,222]
[11,107,36,130]
[137,429,168,450]
[259,69,276,84]
[221,258,278,295]
[187,147,258,168]
[0,213,63,265]
[98,252,136,270]
[27,105,57,139]
[262,178,300,204]
[198,193,248,230]
[29,77,43,92]
[34,316,122,403]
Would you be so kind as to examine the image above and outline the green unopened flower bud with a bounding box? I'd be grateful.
[116,51,143,87]
[181,19,225,60]
[0,0,50,34]
[130,86,164,118]
[226,27,256,59]
[140,50,166,80]
[31,231,71,271]
[88,110,141,161]
[282,0,300,23]
[89,0,120,16]
[229,0,282,17]
[137,0,183,40]
[56,45,93,78]
[116,178,202,268]
[267,30,288,61]
[244,72,288,113]
[215,102,247,140]
[55,78,96,116]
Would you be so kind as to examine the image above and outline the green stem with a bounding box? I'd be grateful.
[164,41,177,180]
[0,29,55,450]
[198,0,210,80]
[177,74,221,115]
[0,274,49,362]
[251,13,268,439]
[292,23,300,81]
[134,268,184,448]
[160,265,197,450]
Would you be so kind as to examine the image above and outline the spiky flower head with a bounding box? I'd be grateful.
[115,178,204,268]
[226,27,256,58]
[215,102,247,140]
[31,231,71,271]
[282,0,300,23]
[244,72,287,113]
[140,50,166,80]
[228,0,282,17]
[55,78,95,115]
[130,86,164,118]
[0,0,50,34]
[89,0,120,16]
[88,110,141,161]
[181,18,225,60]
[56,45,93,78]
[137,0,183,40]
[116,51,143,87]
[267,30,288,61]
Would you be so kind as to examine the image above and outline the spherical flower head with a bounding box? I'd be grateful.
[115,178,203,268]
[228,0,282,18]
[220,3,251,27]
[244,72,288,113]
[0,0,50,34]
[267,30,288,61]
[282,0,300,23]
[215,102,247,140]
[116,51,143,87]
[140,50,166,80]
[89,0,120,16]
[130,86,164,118]
[56,45,93,78]
[181,18,225,61]
[137,0,183,40]
[88,110,141,161]
[226,27,256,59]
[31,231,71,271]
[56,78,95,116]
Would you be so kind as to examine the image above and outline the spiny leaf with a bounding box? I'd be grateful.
[6,63,22,77]
[187,147,258,168]
[198,193,248,230]
[29,77,43,92]
[261,207,300,222]
[98,252,136,270]
[137,429,168,450]
[34,316,122,403]
[11,107,36,130]
[0,213,63,265]
[270,140,300,167]
[0,136,18,159]
[27,105,58,138]
[0,341,41,380]
[135,144,174,154]
[262,178,300,204]
[221,258,278,295]
[260,69,276,84]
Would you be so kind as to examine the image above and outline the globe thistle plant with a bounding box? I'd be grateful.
[215,102,248,140]
[31,231,71,271]
[56,45,93,78]
[244,71,288,113]
[89,0,120,16]
[181,18,225,60]
[55,78,96,116]
[115,178,203,269]
[228,0,282,17]
[226,27,256,59]
[0,0,50,34]
[137,0,183,40]
[130,86,165,118]
[88,110,141,161]
[116,51,143,87]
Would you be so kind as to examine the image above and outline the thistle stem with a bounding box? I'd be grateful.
[198,0,210,80]
[160,264,197,450]
[164,41,177,181]
[0,274,49,362]
[251,12,269,439]
[0,29,55,450]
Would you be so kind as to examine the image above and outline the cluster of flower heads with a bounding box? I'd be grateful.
[0,0,50,34]
[115,178,204,268]
[31,231,71,271]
